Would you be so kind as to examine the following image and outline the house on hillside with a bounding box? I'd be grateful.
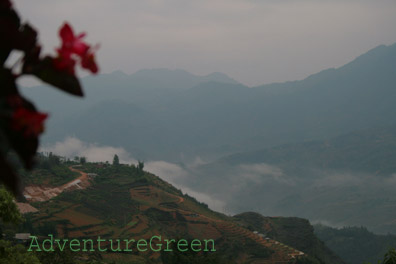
[14,233,31,243]
[16,202,38,214]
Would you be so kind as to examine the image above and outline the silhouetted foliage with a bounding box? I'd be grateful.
[0,186,22,224]
[0,240,40,264]
[383,248,396,264]
[137,160,144,172]
[112,154,119,166]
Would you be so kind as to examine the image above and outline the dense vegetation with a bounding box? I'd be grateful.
[16,153,79,186]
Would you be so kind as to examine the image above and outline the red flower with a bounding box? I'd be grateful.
[81,51,98,74]
[11,108,48,138]
[53,22,99,75]
[59,23,89,57]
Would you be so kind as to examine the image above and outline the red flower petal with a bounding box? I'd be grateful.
[59,23,74,43]
[55,22,99,75]
[81,51,98,74]
[11,108,48,138]
[53,55,76,75]
[77,32,86,39]
[59,22,89,57]
[72,41,90,56]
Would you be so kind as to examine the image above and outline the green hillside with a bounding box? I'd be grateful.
[2,157,344,263]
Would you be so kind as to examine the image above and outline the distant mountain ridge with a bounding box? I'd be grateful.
[128,68,239,89]
[21,43,396,162]
[220,124,396,175]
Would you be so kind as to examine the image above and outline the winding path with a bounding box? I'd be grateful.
[23,166,91,202]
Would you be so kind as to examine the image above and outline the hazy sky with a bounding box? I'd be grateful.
[12,0,396,86]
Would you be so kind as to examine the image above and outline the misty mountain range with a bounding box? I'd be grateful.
[23,43,396,162]
[21,42,396,234]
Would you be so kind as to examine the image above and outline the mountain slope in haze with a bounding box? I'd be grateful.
[184,125,396,234]
[314,225,396,264]
[220,124,396,176]
[21,68,238,119]
[22,43,396,162]
[235,212,345,264]
[11,159,343,264]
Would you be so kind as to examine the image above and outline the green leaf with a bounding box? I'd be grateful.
[32,56,84,97]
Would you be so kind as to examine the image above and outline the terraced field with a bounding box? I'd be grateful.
[216,222,304,263]
[22,164,308,263]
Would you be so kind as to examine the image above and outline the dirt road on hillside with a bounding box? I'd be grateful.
[23,166,91,202]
